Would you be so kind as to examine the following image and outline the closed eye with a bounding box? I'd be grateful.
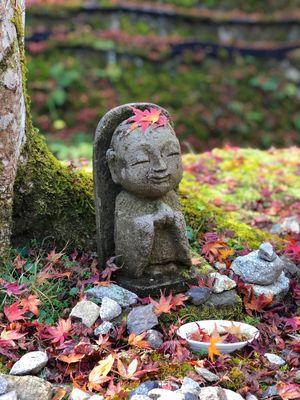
[131,159,149,166]
[167,152,180,157]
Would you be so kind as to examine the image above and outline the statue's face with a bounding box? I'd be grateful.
[108,124,183,198]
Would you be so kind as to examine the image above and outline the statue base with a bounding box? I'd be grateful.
[115,267,199,297]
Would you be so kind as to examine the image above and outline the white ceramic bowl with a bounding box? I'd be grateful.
[177,320,259,354]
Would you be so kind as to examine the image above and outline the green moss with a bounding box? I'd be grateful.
[149,354,193,380]
[0,41,16,74]
[160,302,246,326]
[222,366,245,390]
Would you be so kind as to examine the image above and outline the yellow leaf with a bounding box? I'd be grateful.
[89,354,114,384]
[208,337,221,361]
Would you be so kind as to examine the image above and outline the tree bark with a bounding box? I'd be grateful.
[0,0,26,254]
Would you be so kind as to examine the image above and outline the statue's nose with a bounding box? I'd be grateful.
[152,155,167,172]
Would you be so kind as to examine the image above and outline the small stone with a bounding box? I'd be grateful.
[231,249,284,286]
[127,305,158,335]
[129,381,160,398]
[70,300,100,327]
[223,389,244,400]
[86,284,138,307]
[281,216,300,234]
[245,394,258,400]
[182,393,198,400]
[295,370,300,381]
[198,387,227,400]
[94,321,114,336]
[258,243,276,262]
[89,396,104,400]
[0,377,8,395]
[281,255,300,278]
[185,287,211,306]
[206,289,240,307]
[261,385,278,399]
[146,330,163,349]
[69,387,90,400]
[10,351,48,376]
[181,377,200,395]
[131,396,152,400]
[0,374,53,400]
[214,262,226,272]
[251,272,289,305]
[210,273,237,293]
[195,367,219,382]
[99,297,122,321]
[264,353,286,366]
[0,391,17,400]
[148,388,184,400]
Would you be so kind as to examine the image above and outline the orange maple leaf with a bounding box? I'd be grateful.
[128,332,151,349]
[171,293,189,309]
[52,387,67,400]
[44,318,72,345]
[128,107,168,133]
[276,382,300,400]
[150,291,173,316]
[20,294,42,316]
[58,353,85,364]
[208,337,221,361]
[244,293,273,314]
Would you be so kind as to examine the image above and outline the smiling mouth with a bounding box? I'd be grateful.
[150,175,170,183]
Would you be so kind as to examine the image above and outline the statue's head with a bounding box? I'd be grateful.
[106,121,183,198]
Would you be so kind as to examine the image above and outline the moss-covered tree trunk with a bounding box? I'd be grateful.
[0,0,26,254]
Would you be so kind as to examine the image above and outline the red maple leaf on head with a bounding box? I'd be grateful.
[128,107,169,133]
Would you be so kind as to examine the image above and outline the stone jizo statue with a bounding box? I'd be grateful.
[94,103,194,295]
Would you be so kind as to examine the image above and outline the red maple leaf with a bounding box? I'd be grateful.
[0,327,27,348]
[100,256,120,281]
[171,293,189,309]
[276,382,300,400]
[284,240,300,263]
[4,303,28,322]
[150,291,173,316]
[20,294,42,316]
[2,282,27,297]
[43,318,72,345]
[128,107,169,133]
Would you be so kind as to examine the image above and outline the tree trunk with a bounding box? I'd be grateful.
[0,0,26,254]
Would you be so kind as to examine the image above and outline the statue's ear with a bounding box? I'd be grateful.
[106,148,119,184]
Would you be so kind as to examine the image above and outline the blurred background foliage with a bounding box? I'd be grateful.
[26,0,300,166]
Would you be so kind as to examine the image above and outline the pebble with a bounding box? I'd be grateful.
[258,242,276,262]
[281,216,300,234]
[127,304,158,334]
[210,273,237,293]
[181,377,200,395]
[198,387,227,400]
[86,284,138,307]
[182,393,198,400]
[264,353,286,366]
[70,300,100,327]
[0,392,17,400]
[146,330,163,349]
[245,394,258,400]
[69,387,90,400]
[90,396,104,400]
[0,377,8,395]
[148,388,184,400]
[251,272,289,305]
[195,366,219,382]
[224,389,245,400]
[261,385,278,399]
[206,289,240,307]
[94,321,114,336]
[99,297,122,321]
[131,396,152,400]
[129,381,160,398]
[10,351,48,376]
[185,287,211,306]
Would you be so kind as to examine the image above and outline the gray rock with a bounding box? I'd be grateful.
[0,374,53,400]
[0,392,17,400]
[181,377,200,395]
[182,393,198,400]
[148,388,184,400]
[223,390,244,400]
[129,382,161,398]
[198,387,227,400]
[281,216,300,234]
[146,330,164,349]
[70,300,100,327]
[127,304,158,334]
[131,396,152,400]
[210,273,237,293]
[195,367,219,382]
[99,297,122,321]
[251,272,290,305]
[10,351,48,376]
[231,245,284,285]
[281,255,300,278]
[94,321,114,336]
[258,242,276,262]
[245,394,258,400]
[90,396,104,400]
[206,289,240,307]
[86,284,138,307]
[261,385,278,399]
[0,377,8,395]
[295,370,300,381]
[185,287,211,305]
[264,353,286,366]
[70,388,90,400]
